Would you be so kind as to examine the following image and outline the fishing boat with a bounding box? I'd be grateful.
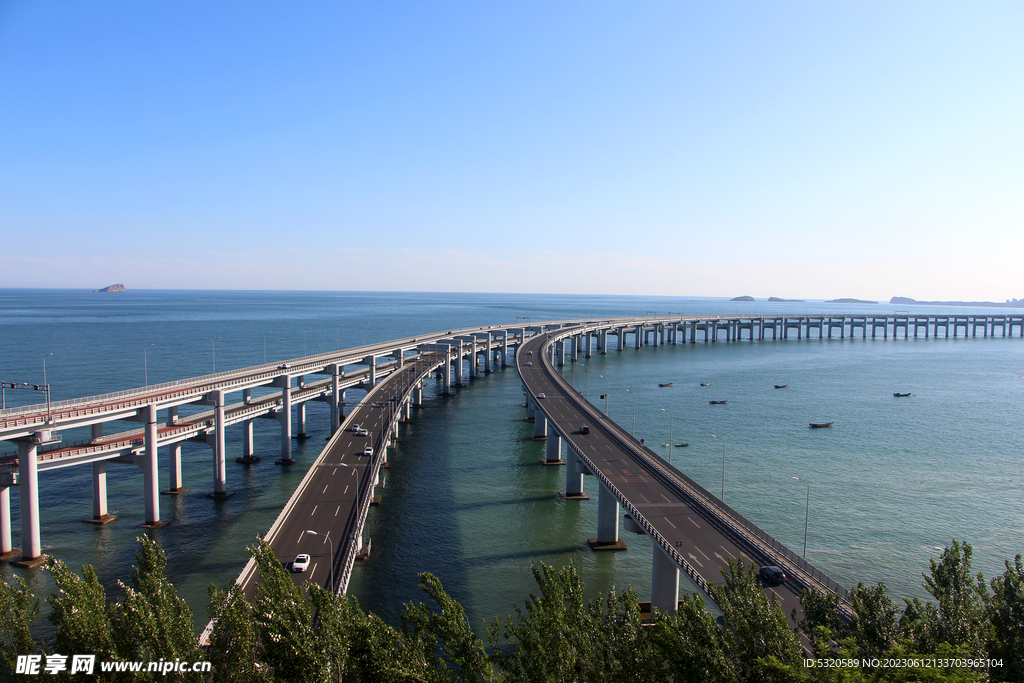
[893,392,911,397]
[700,382,710,386]
[675,443,689,447]
[809,422,833,428]
[658,382,673,387]
[774,384,788,389]
[709,400,727,405]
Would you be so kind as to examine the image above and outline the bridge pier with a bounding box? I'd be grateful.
[442,350,452,394]
[544,423,564,464]
[84,461,116,524]
[589,483,626,550]
[634,325,642,349]
[0,477,12,558]
[330,365,341,432]
[141,404,167,526]
[277,378,294,465]
[470,338,479,379]
[533,409,547,439]
[413,381,424,407]
[651,546,680,615]
[165,443,188,492]
[209,390,232,499]
[296,401,308,439]
[563,449,588,499]
[15,441,43,565]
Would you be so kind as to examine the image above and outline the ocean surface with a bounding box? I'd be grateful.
[1,289,1022,635]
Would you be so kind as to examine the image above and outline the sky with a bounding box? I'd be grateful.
[1,1,1022,301]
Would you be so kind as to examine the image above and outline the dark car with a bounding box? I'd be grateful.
[580,425,590,434]
[759,565,786,586]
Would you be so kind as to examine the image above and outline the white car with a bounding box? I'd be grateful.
[536,393,546,399]
[350,424,362,432]
[291,554,310,573]
[355,428,369,437]
[526,362,533,366]
[363,445,373,457]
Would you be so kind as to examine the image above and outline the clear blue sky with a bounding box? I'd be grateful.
[2,1,1021,300]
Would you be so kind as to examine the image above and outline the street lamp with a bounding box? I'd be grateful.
[792,477,810,558]
[711,433,726,503]
[212,337,222,373]
[303,328,312,356]
[143,343,155,387]
[42,353,53,422]
[305,530,335,594]
[660,408,673,464]
[624,388,636,435]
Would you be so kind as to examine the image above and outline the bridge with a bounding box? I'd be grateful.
[2,312,1019,623]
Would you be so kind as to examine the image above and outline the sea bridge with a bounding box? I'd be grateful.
[2,312,1020,625]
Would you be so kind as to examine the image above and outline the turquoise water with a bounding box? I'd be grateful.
[1,289,1021,635]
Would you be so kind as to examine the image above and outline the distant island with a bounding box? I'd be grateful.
[768,296,805,302]
[826,298,877,304]
[729,295,755,301]
[93,283,126,293]
[891,296,1024,308]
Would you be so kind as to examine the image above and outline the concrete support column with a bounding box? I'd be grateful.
[1,481,13,556]
[556,341,564,366]
[141,404,164,526]
[653,325,660,347]
[545,422,564,463]
[635,325,642,349]
[17,441,42,561]
[651,546,681,615]
[211,390,230,498]
[91,462,111,522]
[564,450,587,498]
[484,334,492,373]
[240,419,255,459]
[363,355,377,386]
[402,399,411,422]
[590,482,626,550]
[330,365,341,432]
[91,423,103,441]
[296,401,308,439]
[534,409,548,438]
[167,443,186,492]
[571,335,579,361]
[526,395,536,420]
[456,344,465,386]
[442,350,452,394]
[470,338,479,379]
[413,381,424,406]
[598,330,607,354]
[585,332,593,358]
[340,388,347,418]
[279,380,294,464]
[501,331,509,367]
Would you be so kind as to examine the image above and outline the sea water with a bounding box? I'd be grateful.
[1,289,1021,634]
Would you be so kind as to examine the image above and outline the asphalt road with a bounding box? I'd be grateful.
[518,333,807,622]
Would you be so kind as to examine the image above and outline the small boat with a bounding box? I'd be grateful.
[658,382,673,387]
[809,422,833,429]
[675,443,689,447]
[893,392,911,397]
[774,384,788,389]
[700,382,710,386]
[709,400,727,405]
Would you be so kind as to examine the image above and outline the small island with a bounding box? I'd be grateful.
[891,296,1024,308]
[768,296,805,302]
[93,284,126,293]
[730,295,755,302]
[826,298,877,304]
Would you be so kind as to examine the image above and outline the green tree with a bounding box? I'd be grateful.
[649,592,737,683]
[849,582,901,659]
[796,588,848,643]
[987,554,1024,682]
[0,573,40,679]
[922,540,989,657]
[46,559,118,663]
[206,582,268,683]
[712,557,802,683]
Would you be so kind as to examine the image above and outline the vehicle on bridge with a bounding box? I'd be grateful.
[536,393,546,399]
[580,425,590,434]
[759,565,786,585]
[363,445,373,456]
[291,554,310,573]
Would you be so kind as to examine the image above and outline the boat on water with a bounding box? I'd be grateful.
[893,392,911,397]
[709,400,727,405]
[774,384,788,389]
[658,382,673,387]
[809,422,833,428]
[675,443,689,447]
[700,382,710,386]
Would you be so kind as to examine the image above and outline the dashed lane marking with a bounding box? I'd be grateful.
[310,505,317,516]
[322,484,329,494]
[688,517,700,528]
[335,506,341,516]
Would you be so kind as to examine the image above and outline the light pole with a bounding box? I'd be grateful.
[303,328,312,356]
[305,530,335,594]
[42,353,53,422]
[625,389,636,435]
[143,343,154,387]
[711,433,726,503]
[660,408,673,464]
[792,477,810,557]
[212,337,221,373]
[263,332,272,364]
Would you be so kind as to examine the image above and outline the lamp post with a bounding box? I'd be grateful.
[303,328,312,356]
[792,477,810,557]
[625,388,636,435]
[711,433,726,503]
[304,530,335,594]
[143,343,154,387]
[42,353,53,422]
[660,408,673,464]
[212,337,222,373]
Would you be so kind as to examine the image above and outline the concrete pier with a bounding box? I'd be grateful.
[142,404,166,526]
[85,461,115,524]
[563,450,589,499]
[16,440,43,565]
[651,546,680,615]
[209,390,232,499]
[589,482,626,550]
[0,476,12,558]
[276,377,294,465]
[544,422,564,464]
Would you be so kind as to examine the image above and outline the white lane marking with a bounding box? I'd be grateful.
[664,518,677,529]
[310,562,317,579]
[688,517,700,529]
[332,468,337,476]
[296,532,303,544]
[335,506,341,516]
[696,546,711,561]
[637,493,649,503]
[660,494,671,502]
[311,505,318,516]
[719,545,735,558]
[343,485,349,494]
[688,552,704,568]
[322,484,329,494]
